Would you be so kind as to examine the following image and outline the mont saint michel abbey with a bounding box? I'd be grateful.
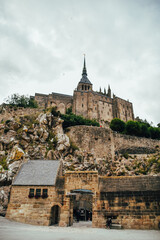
[34,58,134,122]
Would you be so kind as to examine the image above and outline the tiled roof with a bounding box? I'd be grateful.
[13,160,60,186]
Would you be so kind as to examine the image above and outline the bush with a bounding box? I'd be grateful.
[0,156,8,170]
[51,107,60,117]
[60,113,100,129]
[110,118,126,133]
[149,127,160,139]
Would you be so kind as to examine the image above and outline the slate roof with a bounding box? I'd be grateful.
[13,160,60,186]
[79,75,92,85]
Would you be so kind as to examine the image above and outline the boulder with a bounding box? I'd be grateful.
[7,145,24,163]
[37,113,47,125]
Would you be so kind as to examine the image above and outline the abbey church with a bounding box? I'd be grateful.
[34,58,134,122]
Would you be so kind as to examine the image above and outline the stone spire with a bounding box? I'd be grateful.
[79,55,92,85]
[107,85,111,98]
[82,55,87,76]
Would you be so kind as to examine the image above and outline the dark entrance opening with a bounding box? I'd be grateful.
[50,205,60,225]
[71,189,93,222]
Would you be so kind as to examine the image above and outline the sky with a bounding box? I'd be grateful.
[0,0,160,125]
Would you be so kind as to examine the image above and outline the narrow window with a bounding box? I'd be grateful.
[82,104,83,107]
[35,189,41,198]
[82,85,84,90]
[28,188,34,198]
[42,189,48,199]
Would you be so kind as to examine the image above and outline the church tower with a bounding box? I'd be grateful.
[77,56,93,91]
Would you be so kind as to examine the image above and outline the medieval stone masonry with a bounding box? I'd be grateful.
[4,58,160,230]
[34,57,134,122]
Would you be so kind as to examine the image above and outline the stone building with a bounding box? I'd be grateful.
[34,58,134,122]
[6,160,160,229]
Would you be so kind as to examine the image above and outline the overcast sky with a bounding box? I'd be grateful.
[0,0,160,125]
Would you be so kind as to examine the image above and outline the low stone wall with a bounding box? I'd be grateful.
[67,126,160,159]
[96,176,160,229]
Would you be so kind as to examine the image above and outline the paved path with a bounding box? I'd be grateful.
[0,217,159,240]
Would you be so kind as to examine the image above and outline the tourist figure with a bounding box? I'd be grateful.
[106,217,112,229]
[76,209,80,222]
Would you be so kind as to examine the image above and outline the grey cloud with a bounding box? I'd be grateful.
[0,0,160,125]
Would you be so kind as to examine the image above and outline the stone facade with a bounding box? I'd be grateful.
[34,58,134,122]
[6,172,160,229]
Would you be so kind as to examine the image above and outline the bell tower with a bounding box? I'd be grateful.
[77,56,93,91]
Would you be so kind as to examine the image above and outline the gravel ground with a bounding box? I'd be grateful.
[0,217,159,240]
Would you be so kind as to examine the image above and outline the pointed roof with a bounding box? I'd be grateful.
[79,56,92,85]
[13,160,60,186]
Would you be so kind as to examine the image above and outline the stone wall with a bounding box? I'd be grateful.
[113,96,134,122]
[35,92,73,114]
[0,107,42,123]
[67,126,160,159]
[96,176,160,229]
[67,126,113,159]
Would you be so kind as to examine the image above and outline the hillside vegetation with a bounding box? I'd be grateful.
[110,118,160,140]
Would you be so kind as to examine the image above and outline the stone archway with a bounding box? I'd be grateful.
[71,189,93,223]
[50,205,61,225]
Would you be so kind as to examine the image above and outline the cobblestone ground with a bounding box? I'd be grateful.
[0,217,160,240]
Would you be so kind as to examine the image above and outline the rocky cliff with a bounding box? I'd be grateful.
[0,106,160,216]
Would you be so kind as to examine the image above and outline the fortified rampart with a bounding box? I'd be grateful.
[0,107,42,123]
[67,126,160,159]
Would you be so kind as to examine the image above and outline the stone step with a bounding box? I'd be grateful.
[111,224,122,229]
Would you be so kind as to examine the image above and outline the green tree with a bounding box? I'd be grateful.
[157,123,160,128]
[126,120,140,136]
[110,118,126,133]
[139,123,150,138]
[149,127,160,139]
[5,94,38,108]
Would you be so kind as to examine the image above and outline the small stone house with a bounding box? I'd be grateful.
[6,160,64,226]
[6,160,160,229]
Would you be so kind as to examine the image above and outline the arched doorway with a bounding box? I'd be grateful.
[50,205,60,225]
[71,189,93,223]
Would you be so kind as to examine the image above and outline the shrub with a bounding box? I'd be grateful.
[61,112,100,129]
[4,128,9,134]
[70,141,79,152]
[126,120,140,136]
[110,118,126,133]
[0,156,8,170]
[51,107,60,117]
[123,152,129,159]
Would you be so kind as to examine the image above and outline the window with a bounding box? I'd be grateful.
[35,189,41,198]
[82,104,83,107]
[42,189,48,199]
[28,188,34,198]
